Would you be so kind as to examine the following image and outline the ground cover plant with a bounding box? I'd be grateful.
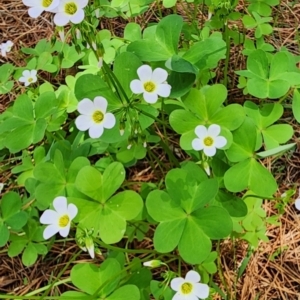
[0,0,300,299]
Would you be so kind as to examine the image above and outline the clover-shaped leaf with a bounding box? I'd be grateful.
[34,150,90,208]
[62,259,140,300]
[244,101,293,150]
[127,14,183,61]
[72,163,143,244]
[170,85,244,151]
[146,168,232,264]
[0,192,28,246]
[237,50,299,99]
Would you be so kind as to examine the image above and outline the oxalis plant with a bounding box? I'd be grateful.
[0,0,299,299]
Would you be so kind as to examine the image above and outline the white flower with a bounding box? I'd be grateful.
[0,40,13,57]
[192,124,227,157]
[19,70,38,86]
[75,96,116,139]
[53,0,88,26]
[171,270,209,300]
[130,65,171,104]
[22,0,60,18]
[40,196,78,239]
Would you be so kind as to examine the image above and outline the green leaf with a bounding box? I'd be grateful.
[71,259,120,296]
[224,158,277,197]
[75,166,104,202]
[1,192,22,219]
[192,206,233,239]
[22,242,38,266]
[124,23,141,41]
[256,143,296,158]
[0,224,9,247]
[102,162,125,200]
[292,89,300,123]
[127,15,183,61]
[169,110,200,134]
[74,75,121,110]
[114,52,142,98]
[154,14,183,56]
[226,117,256,162]
[107,285,140,300]
[178,217,212,264]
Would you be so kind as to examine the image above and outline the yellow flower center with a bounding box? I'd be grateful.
[143,81,156,93]
[58,214,70,227]
[28,77,33,83]
[42,0,53,7]
[92,110,104,123]
[181,282,193,294]
[204,136,214,146]
[65,2,77,15]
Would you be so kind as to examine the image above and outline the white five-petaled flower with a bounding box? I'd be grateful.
[75,96,116,139]
[130,65,171,104]
[40,196,78,240]
[19,70,38,86]
[53,0,88,26]
[22,0,60,18]
[0,40,13,57]
[171,270,209,300]
[192,124,227,157]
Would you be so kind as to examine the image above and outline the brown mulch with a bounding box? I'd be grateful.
[1,0,300,299]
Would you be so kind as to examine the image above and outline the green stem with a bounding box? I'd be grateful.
[223,23,230,89]
[25,278,71,297]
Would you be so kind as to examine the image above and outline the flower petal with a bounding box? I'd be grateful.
[156,83,171,98]
[185,270,200,283]
[40,210,59,225]
[195,125,207,139]
[77,98,95,115]
[170,277,185,292]
[93,96,107,112]
[89,124,104,138]
[19,77,26,83]
[193,282,210,299]
[143,91,158,104]
[70,9,85,24]
[53,196,68,214]
[30,69,37,76]
[22,0,39,6]
[68,203,78,220]
[43,224,59,239]
[103,113,116,129]
[59,224,71,237]
[77,0,89,8]
[152,67,168,84]
[22,70,31,77]
[130,79,144,94]
[54,12,69,26]
[137,65,152,82]
[295,199,300,211]
[75,115,93,131]
[28,6,44,18]
[214,136,227,148]
[207,124,221,137]
[203,146,216,157]
[47,0,60,11]
[192,138,204,151]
